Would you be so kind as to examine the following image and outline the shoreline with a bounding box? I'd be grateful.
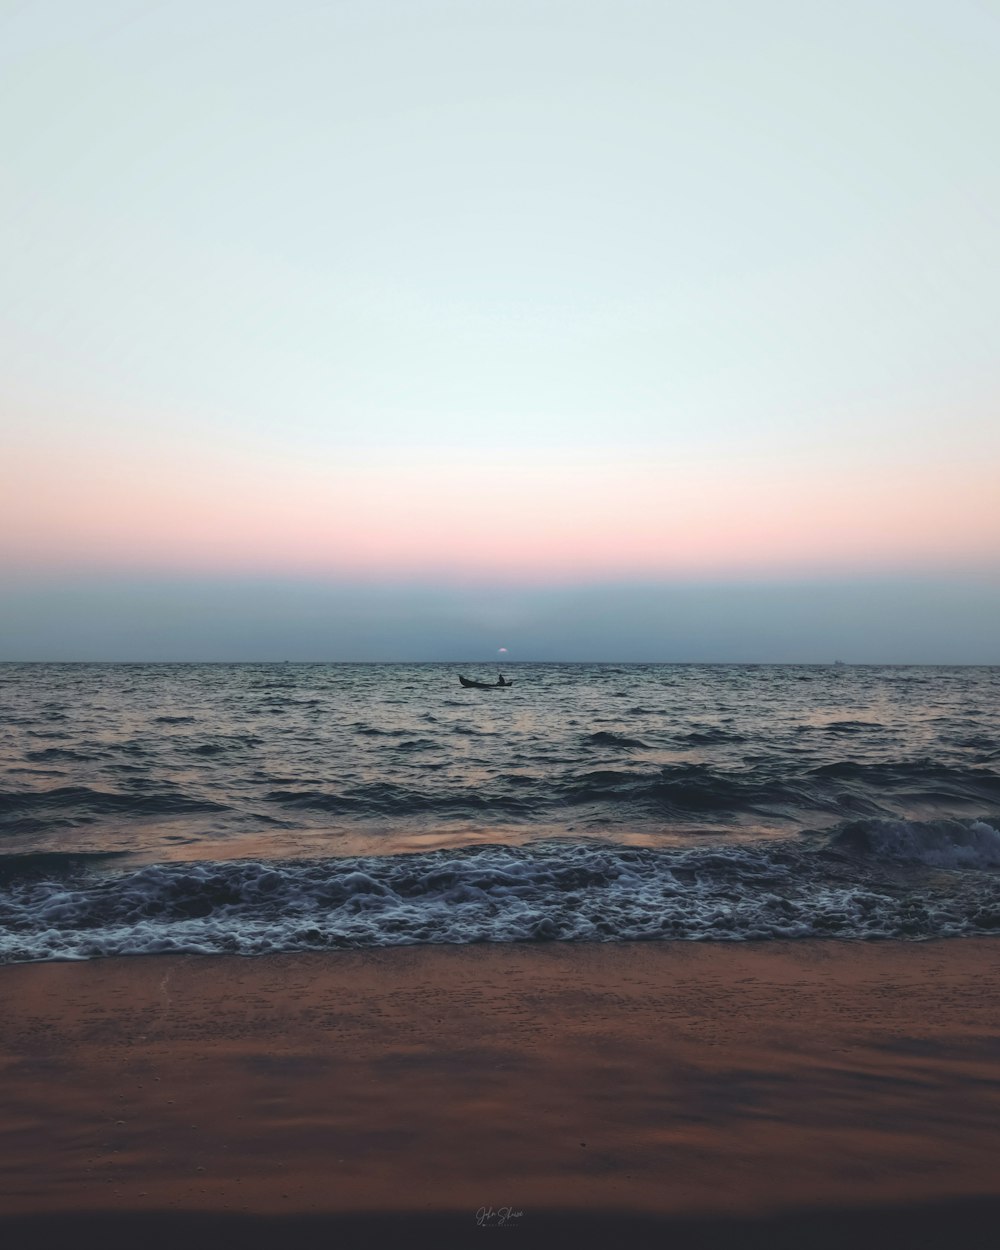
[3,939,1000,1244]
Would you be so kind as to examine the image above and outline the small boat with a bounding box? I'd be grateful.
[459,675,513,689]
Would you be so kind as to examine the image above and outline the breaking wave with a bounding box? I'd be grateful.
[3,818,1000,963]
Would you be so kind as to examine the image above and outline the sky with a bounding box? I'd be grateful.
[1,0,998,661]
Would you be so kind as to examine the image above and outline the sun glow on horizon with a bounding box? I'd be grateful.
[4,437,998,585]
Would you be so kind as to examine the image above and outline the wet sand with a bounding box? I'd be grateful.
[3,940,1000,1247]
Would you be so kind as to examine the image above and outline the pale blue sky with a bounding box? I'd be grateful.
[2,0,998,659]
[4,0,998,459]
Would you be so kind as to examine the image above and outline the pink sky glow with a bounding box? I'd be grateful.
[4,443,997,584]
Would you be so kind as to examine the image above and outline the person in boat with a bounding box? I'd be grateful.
[497,673,508,686]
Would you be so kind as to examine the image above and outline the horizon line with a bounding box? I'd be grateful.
[1,659,997,668]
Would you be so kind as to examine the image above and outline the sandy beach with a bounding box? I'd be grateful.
[3,940,1000,1247]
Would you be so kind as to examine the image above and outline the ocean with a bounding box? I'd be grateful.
[1,662,998,962]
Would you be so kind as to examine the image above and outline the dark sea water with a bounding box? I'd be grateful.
[2,662,999,962]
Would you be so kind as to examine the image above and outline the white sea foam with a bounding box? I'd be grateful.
[2,820,1000,963]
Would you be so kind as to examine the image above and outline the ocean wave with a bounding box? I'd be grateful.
[810,760,1000,809]
[0,849,130,884]
[556,765,815,816]
[24,747,102,763]
[3,755,997,837]
[3,664,997,854]
[828,818,1000,869]
[2,818,999,963]
[0,786,228,830]
[675,728,746,745]
[811,760,1000,790]
[582,731,649,750]
[264,789,358,813]
[263,782,531,818]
